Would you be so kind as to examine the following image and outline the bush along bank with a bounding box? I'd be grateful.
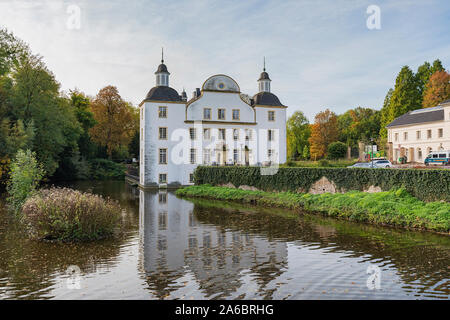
[193,166,450,202]
[176,185,450,233]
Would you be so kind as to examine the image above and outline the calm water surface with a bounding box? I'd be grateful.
[0,181,448,299]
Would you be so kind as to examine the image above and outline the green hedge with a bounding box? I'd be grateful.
[193,166,450,202]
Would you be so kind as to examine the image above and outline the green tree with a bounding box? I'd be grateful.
[0,119,34,157]
[7,149,45,214]
[286,111,310,160]
[8,54,81,175]
[430,59,444,74]
[0,28,29,76]
[327,141,347,160]
[302,145,310,160]
[415,59,445,102]
[338,107,381,148]
[379,88,393,139]
[379,66,421,141]
[70,90,97,159]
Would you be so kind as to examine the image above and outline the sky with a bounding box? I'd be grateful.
[0,0,449,120]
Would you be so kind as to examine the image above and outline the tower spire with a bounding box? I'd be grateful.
[258,57,271,93]
[161,47,164,63]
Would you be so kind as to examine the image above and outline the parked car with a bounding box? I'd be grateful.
[372,159,392,168]
[424,151,450,166]
[348,162,380,168]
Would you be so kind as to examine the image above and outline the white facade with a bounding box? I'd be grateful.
[139,60,287,187]
[386,100,450,163]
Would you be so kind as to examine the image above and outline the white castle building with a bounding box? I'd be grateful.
[139,54,287,187]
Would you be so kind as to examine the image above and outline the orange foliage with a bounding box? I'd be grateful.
[89,86,135,157]
[308,109,339,160]
[422,70,450,108]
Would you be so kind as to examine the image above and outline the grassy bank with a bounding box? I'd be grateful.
[176,185,450,233]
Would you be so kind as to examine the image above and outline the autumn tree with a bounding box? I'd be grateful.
[286,111,310,160]
[422,70,450,108]
[89,86,135,158]
[308,109,339,160]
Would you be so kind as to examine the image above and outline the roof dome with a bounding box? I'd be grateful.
[155,63,169,74]
[202,74,240,92]
[258,71,271,81]
[252,91,284,106]
[145,86,181,102]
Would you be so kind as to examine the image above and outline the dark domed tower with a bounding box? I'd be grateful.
[252,58,285,107]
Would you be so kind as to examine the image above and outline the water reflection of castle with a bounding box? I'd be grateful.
[138,190,288,299]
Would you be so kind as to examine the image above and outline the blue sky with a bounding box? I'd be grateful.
[0,0,449,120]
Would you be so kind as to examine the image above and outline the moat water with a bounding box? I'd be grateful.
[0,181,448,299]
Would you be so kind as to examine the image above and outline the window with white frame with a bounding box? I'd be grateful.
[159,148,167,164]
[190,148,196,164]
[189,128,196,140]
[268,129,275,141]
[158,106,167,118]
[268,149,274,160]
[268,111,275,121]
[438,128,443,138]
[159,127,167,140]
[403,132,408,141]
[427,130,432,139]
[416,131,421,140]
[394,133,398,142]
[189,173,194,183]
[159,173,167,184]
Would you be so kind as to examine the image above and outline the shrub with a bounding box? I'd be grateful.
[21,187,122,241]
[89,158,126,180]
[318,159,329,167]
[7,149,45,214]
[193,166,450,202]
[327,142,347,160]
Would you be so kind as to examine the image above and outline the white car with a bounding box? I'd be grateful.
[349,162,380,168]
[372,159,392,168]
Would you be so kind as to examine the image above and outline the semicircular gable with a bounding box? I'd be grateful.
[202,74,240,93]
